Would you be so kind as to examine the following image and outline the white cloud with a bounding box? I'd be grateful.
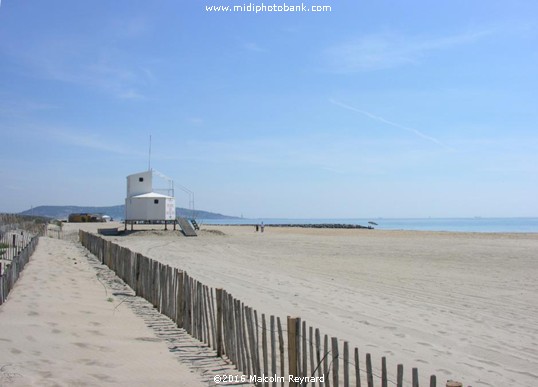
[1,19,154,100]
[244,42,266,52]
[188,117,204,125]
[46,128,144,156]
[111,17,149,39]
[324,29,492,72]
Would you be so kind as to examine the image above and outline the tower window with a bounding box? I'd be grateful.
[154,199,159,204]
[139,177,144,182]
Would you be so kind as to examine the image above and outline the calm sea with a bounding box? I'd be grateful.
[199,217,538,233]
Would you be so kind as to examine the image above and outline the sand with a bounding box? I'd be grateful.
[68,221,538,387]
[0,236,207,386]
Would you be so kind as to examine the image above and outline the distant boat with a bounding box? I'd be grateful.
[368,221,378,226]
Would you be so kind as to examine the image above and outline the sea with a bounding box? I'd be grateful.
[199,217,538,233]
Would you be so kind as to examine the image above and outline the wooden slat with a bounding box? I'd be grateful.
[316,329,322,387]
[254,309,261,382]
[237,299,246,373]
[204,286,211,345]
[177,271,184,328]
[277,317,285,387]
[381,356,387,387]
[287,317,298,387]
[271,316,277,387]
[412,368,419,387]
[216,288,223,357]
[302,321,307,380]
[354,348,361,387]
[343,341,349,387]
[242,304,251,377]
[262,314,269,387]
[208,287,216,349]
[397,364,403,387]
[309,327,315,381]
[324,334,330,387]
[366,353,373,387]
[247,307,260,378]
[332,337,339,387]
[296,318,301,379]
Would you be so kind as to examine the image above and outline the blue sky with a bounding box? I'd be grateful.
[1,1,537,218]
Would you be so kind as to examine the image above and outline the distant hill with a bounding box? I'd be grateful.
[19,205,239,221]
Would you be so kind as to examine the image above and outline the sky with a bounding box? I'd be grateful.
[1,0,537,218]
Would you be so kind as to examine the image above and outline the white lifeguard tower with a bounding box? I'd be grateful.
[125,169,176,229]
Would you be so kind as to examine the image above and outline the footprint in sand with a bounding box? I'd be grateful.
[10,348,22,355]
[90,373,117,383]
[38,370,53,379]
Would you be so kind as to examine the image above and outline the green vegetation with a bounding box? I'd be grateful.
[0,243,7,257]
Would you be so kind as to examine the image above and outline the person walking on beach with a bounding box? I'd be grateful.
[255,224,259,232]
[260,222,265,233]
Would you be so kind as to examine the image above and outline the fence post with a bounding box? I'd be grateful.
[366,354,373,387]
[412,368,419,387]
[381,357,387,387]
[216,288,223,357]
[332,337,339,387]
[397,364,403,387]
[287,317,298,387]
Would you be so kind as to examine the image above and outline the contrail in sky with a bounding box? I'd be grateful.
[330,98,452,150]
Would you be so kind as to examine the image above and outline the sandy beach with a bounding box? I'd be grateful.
[72,221,538,387]
[0,235,208,386]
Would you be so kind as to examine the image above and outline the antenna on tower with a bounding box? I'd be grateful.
[148,135,152,171]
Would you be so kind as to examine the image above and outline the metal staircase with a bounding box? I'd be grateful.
[176,217,197,237]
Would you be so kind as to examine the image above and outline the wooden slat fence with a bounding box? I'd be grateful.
[0,230,34,263]
[0,234,39,304]
[79,230,461,387]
